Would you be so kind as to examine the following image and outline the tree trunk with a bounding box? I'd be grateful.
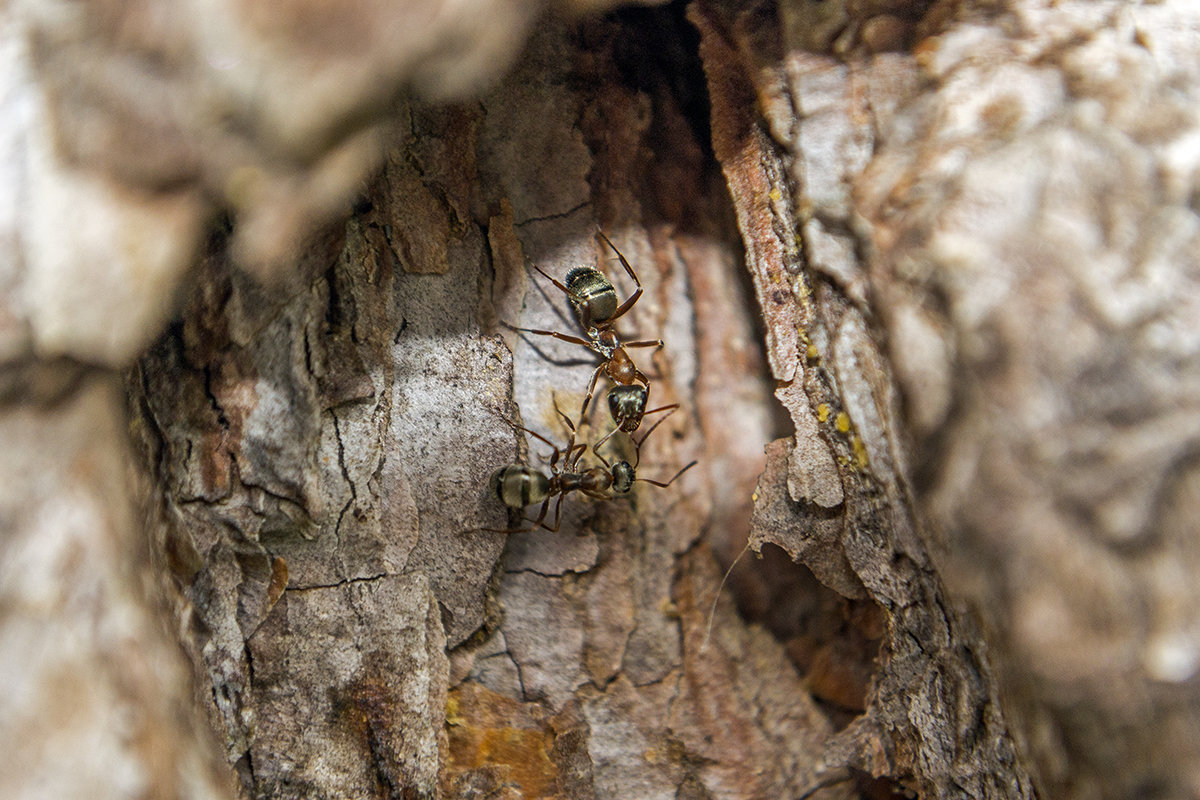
[4,1,1199,799]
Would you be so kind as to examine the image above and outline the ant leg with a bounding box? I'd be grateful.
[578,363,606,421]
[637,459,698,488]
[631,404,680,467]
[541,494,567,533]
[552,394,576,433]
[592,425,620,455]
[532,265,585,306]
[495,412,564,456]
[483,494,552,534]
[591,437,614,468]
[624,339,664,349]
[529,495,553,530]
[597,230,644,324]
[548,393,583,463]
[511,326,596,350]
[565,442,588,472]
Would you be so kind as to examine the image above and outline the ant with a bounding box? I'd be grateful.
[487,402,696,534]
[592,383,678,452]
[512,230,668,429]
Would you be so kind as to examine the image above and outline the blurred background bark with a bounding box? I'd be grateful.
[2,0,1198,798]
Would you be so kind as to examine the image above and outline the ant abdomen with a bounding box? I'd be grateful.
[565,267,617,328]
[492,464,550,509]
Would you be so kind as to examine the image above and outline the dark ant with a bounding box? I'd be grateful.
[487,402,696,534]
[512,230,665,426]
[593,383,679,452]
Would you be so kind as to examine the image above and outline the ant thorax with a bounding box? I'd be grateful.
[591,328,621,357]
[604,348,638,385]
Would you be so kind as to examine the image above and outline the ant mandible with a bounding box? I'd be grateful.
[488,401,696,534]
[513,230,669,428]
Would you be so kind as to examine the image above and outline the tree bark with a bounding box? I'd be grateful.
[3,0,1199,799]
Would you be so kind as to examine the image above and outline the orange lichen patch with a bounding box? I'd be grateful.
[445,683,559,798]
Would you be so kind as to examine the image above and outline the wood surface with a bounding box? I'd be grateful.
[2,1,1198,798]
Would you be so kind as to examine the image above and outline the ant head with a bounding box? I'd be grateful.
[611,461,635,494]
[607,384,647,432]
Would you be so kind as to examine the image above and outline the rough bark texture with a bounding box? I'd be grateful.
[0,374,234,799]
[857,4,1200,797]
[3,0,1200,799]
[125,14,842,796]
[692,2,1033,797]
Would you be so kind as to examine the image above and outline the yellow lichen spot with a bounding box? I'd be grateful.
[769,187,782,203]
[660,599,679,619]
[816,404,831,423]
[445,695,464,726]
[806,342,820,362]
[644,746,669,765]
[751,491,759,503]
[852,435,870,470]
[835,412,851,434]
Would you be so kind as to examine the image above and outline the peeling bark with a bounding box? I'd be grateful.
[692,2,1034,796]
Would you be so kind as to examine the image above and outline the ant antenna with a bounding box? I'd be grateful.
[631,411,673,468]
[500,321,594,368]
[634,459,697,488]
[551,392,575,432]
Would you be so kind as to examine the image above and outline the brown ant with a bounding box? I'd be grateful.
[512,230,666,427]
[487,402,696,534]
